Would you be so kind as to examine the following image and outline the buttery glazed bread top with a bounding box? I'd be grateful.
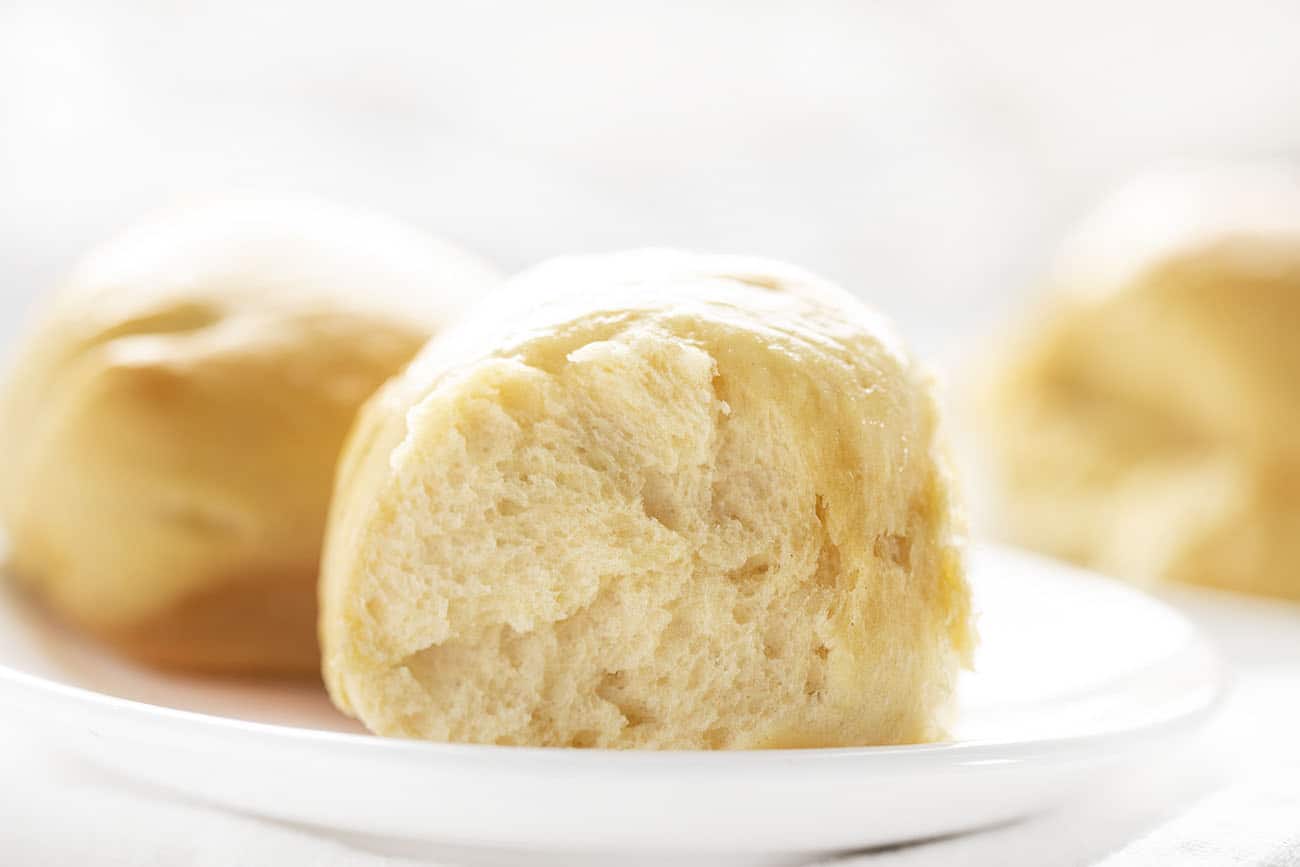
[322,250,974,748]
[0,200,498,671]
[986,166,1300,599]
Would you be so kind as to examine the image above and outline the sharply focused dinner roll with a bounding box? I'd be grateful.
[0,200,498,672]
[322,250,974,749]
[985,165,1300,600]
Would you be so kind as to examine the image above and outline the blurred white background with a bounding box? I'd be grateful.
[2,0,1299,356]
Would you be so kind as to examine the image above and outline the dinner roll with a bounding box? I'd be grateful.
[322,250,973,749]
[985,165,1300,600]
[0,200,498,673]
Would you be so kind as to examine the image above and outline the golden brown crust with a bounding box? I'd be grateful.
[985,188,1300,601]
[0,200,499,674]
[88,566,320,675]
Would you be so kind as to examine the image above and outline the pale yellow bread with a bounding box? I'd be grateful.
[0,200,499,673]
[986,166,1300,600]
[322,250,974,749]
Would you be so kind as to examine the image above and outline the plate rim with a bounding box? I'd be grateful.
[0,543,1230,774]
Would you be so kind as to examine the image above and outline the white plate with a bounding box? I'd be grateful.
[0,545,1225,866]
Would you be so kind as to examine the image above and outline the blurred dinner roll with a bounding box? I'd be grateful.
[985,164,1300,600]
[0,199,499,673]
[321,250,974,749]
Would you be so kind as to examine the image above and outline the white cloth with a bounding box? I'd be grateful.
[4,586,1299,867]
[1095,770,1300,867]
[0,732,428,867]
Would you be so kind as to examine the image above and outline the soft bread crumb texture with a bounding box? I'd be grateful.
[0,200,499,673]
[322,250,973,748]
[987,222,1300,600]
